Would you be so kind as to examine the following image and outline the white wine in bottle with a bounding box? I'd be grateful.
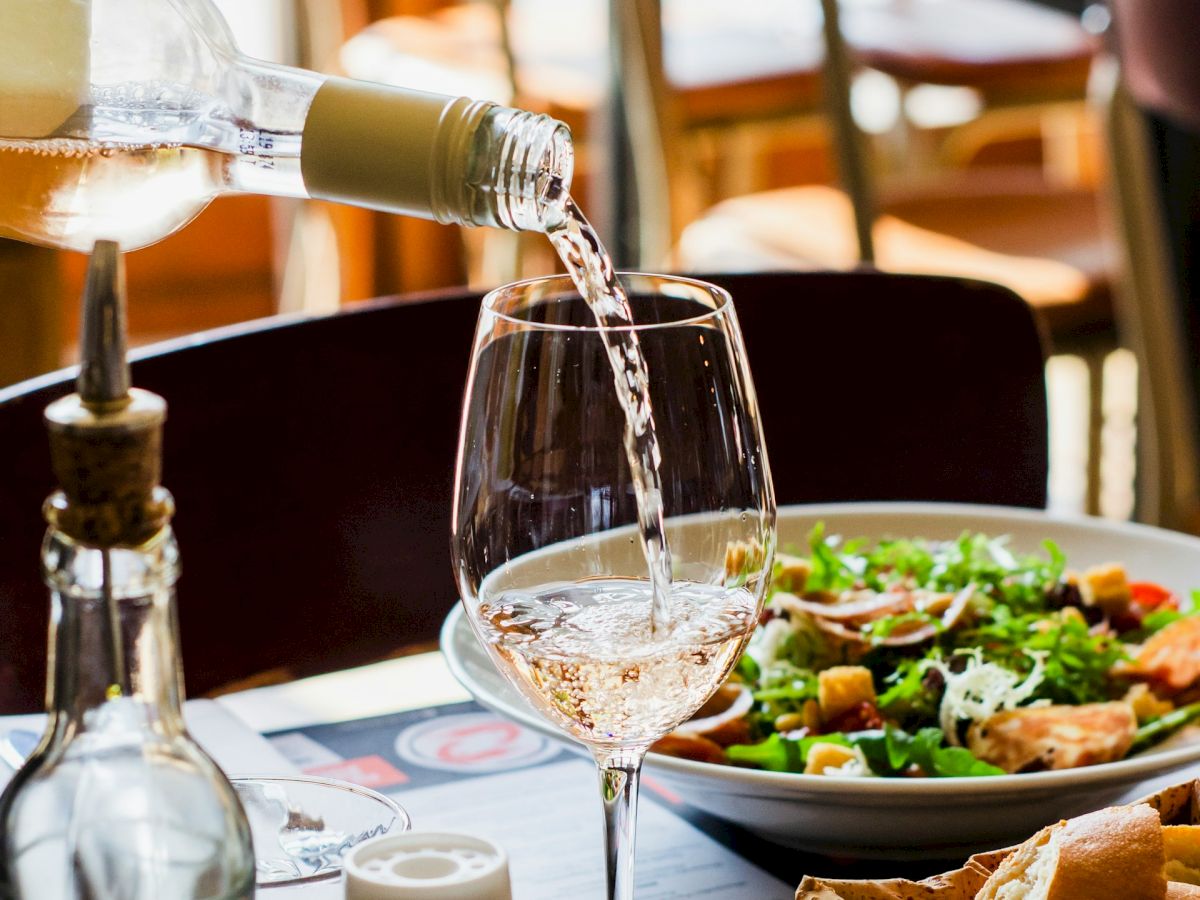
[0,0,572,252]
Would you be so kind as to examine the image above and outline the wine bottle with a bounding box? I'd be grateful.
[0,0,573,252]
[0,242,255,899]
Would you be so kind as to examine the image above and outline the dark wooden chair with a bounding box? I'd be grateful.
[0,271,1047,713]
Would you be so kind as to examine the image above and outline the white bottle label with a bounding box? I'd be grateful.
[0,0,90,137]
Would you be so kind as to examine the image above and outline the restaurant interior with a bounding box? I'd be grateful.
[1,0,1199,896]
[5,0,1194,524]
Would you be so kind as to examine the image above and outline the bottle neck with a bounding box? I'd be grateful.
[42,528,185,736]
[299,77,573,231]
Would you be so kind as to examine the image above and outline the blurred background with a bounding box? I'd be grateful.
[0,0,1187,530]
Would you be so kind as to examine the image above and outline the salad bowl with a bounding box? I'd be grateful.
[441,503,1200,856]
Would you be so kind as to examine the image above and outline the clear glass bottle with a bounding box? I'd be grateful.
[0,243,255,900]
[0,0,573,251]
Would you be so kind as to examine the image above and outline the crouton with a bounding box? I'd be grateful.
[818,666,876,722]
[804,742,857,775]
[1079,562,1133,614]
[772,553,811,594]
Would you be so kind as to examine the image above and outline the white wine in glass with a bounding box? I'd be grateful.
[451,272,776,899]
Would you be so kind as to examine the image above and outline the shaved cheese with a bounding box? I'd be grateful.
[829,757,869,777]
[746,616,793,669]
[934,651,1049,746]
[0,0,91,137]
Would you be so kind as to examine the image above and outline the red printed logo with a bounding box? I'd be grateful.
[394,712,562,773]
[304,755,409,789]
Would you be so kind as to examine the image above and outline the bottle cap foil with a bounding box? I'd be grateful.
[343,831,511,900]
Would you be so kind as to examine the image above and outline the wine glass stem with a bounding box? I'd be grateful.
[594,747,647,900]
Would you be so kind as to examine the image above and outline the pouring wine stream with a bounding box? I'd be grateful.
[541,183,674,636]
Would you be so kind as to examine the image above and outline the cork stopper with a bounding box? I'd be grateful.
[43,241,173,547]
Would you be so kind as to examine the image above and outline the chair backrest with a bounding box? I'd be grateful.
[0,291,482,714]
[0,272,1046,713]
[724,271,1048,510]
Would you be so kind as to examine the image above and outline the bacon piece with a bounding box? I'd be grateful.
[1132,616,1200,692]
[966,702,1136,773]
[650,733,727,765]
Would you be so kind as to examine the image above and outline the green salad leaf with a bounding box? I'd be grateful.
[749,661,818,721]
[875,656,942,730]
[959,605,1126,705]
[793,528,1066,612]
[803,523,864,593]
[1131,701,1200,753]
[1124,608,1187,644]
[851,726,1003,777]
[726,732,851,773]
[725,725,1003,777]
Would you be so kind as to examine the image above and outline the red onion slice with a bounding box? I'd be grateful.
[807,584,975,646]
[774,590,912,622]
[675,684,755,737]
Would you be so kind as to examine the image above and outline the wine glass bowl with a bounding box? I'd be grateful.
[451,272,775,897]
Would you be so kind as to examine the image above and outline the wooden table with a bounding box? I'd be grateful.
[838,0,1099,175]
[841,0,1097,102]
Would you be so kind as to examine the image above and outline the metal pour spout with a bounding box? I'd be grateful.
[42,240,172,548]
[77,239,132,410]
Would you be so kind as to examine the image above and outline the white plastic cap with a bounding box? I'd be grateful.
[343,831,511,900]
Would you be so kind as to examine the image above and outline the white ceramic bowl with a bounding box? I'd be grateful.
[441,503,1200,857]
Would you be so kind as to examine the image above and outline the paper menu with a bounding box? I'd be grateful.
[386,759,794,899]
[268,701,795,899]
[0,698,300,792]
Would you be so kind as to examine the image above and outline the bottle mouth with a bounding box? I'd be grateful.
[495,113,574,232]
[446,105,574,232]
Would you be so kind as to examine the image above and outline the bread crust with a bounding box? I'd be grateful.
[1046,804,1166,899]
[978,804,1166,899]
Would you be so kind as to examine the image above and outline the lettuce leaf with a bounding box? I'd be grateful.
[725,725,1003,777]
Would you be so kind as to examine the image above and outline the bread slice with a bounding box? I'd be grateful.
[977,804,1166,899]
[1165,825,1200,885]
[1168,885,1200,899]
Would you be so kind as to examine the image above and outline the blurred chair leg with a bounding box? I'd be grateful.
[0,240,62,387]
[820,0,877,265]
[275,200,343,315]
[1082,343,1106,517]
[464,228,522,289]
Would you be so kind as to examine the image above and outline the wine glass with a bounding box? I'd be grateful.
[450,272,776,899]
